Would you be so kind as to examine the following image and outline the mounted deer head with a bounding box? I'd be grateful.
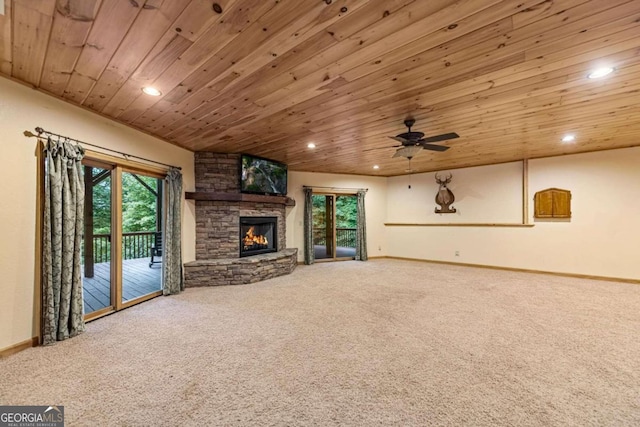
[434,172,456,214]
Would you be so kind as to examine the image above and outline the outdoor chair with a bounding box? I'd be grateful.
[149,232,162,268]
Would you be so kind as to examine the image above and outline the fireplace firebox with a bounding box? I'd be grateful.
[239,217,278,257]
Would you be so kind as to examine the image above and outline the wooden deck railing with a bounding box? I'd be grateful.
[312,228,356,247]
[90,231,157,263]
[92,234,111,263]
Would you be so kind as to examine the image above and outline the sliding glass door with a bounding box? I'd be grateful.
[121,171,163,304]
[82,161,114,317]
[82,160,165,320]
[312,193,357,261]
[335,195,358,258]
[312,194,335,259]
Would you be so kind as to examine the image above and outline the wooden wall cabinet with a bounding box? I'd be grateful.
[534,188,571,218]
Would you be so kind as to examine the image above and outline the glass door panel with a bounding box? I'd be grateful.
[312,194,334,260]
[335,195,357,259]
[121,171,163,303]
[82,164,113,316]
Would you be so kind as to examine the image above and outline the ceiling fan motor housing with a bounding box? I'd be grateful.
[398,118,424,144]
[397,131,426,143]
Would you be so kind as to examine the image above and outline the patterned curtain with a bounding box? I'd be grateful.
[355,190,368,261]
[42,138,86,345]
[163,168,184,295]
[303,188,315,265]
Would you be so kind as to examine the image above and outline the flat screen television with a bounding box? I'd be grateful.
[240,154,288,196]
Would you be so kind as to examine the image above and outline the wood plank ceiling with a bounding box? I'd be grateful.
[1,0,640,176]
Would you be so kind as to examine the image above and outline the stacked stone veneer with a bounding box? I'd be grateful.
[184,249,297,287]
[194,153,239,193]
[195,202,286,259]
[184,153,297,287]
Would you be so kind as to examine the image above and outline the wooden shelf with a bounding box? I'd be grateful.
[185,192,295,206]
[384,223,535,227]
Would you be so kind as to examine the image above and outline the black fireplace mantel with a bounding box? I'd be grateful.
[185,192,295,206]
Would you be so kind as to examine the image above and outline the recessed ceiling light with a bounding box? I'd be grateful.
[373,165,380,170]
[587,67,614,79]
[562,134,576,143]
[307,143,316,149]
[142,86,162,96]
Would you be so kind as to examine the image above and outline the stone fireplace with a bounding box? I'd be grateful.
[183,153,297,287]
[239,216,277,257]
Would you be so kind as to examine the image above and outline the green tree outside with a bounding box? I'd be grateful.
[121,173,158,233]
[91,171,159,233]
[92,169,111,234]
[335,195,357,228]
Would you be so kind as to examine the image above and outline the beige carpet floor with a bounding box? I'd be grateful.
[1,259,639,426]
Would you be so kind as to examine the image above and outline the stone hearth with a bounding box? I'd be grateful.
[184,249,297,287]
[183,153,297,287]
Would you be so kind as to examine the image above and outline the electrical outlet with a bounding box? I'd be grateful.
[455,250,460,257]
[378,246,382,251]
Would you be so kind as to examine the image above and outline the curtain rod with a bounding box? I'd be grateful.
[303,186,368,192]
[24,127,182,170]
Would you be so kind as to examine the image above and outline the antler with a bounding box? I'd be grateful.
[435,172,453,185]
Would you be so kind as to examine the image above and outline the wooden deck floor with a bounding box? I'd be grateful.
[83,257,161,314]
[314,245,356,259]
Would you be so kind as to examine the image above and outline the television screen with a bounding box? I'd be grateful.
[240,154,288,196]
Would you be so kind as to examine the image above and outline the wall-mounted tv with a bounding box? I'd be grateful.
[240,154,288,196]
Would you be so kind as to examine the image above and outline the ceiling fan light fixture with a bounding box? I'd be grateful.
[142,86,162,96]
[561,134,576,143]
[307,142,316,149]
[373,165,380,170]
[393,145,423,159]
[587,67,614,79]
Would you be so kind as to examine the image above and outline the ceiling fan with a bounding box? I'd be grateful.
[390,118,459,158]
[365,118,459,159]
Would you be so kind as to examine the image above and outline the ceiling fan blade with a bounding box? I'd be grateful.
[420,132,460,143]
[389,136,409,143]
[421,143,450,152]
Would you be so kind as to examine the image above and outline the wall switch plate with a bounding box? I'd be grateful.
[455,250,460,256]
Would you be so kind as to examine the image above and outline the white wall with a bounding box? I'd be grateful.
[0,77,195,351]
[386,162,523,223]
[286,171,387,261]
[386,148,640,280]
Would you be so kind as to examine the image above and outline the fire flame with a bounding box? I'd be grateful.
[243,226,268,249]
